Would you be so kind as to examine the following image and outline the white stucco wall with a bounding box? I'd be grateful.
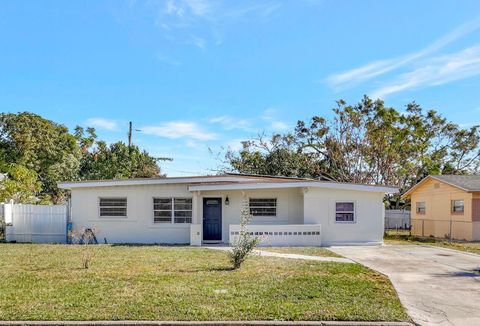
[70,185,304,244]
[70,184,193,244]
[303,188,385,245]
[197,188,304,243]
[70,183,385,245]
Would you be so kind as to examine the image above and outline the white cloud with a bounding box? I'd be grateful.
[142,121,217,141]
[261,107,276,119]
[85,118,118,131]
[326,18,480,90]
[164,0,212,18]
[162,0,280,21]
[208,115,252,130]
[165,0,185,17]
[185,139,199,148]
[226,139,246,151]
[152,0,281,49]
[156,53,181,66]
[208,111,289,132]
[370,45,480,99]
[163,0,213,20]
[222,2,281,19]
[270,121,288,131]
[185,0,212,16]
[189,35,206,49]
[260,107,289,131]
[459,122,478,128]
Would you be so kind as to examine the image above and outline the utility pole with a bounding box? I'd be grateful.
[128,121,132,148]
[128,122,142,148]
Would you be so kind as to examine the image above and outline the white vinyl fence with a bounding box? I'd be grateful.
[229,224,322,246]
[4,204,67,243]
[385,209,411,229]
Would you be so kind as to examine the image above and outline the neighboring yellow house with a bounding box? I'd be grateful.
[402,175,480,241]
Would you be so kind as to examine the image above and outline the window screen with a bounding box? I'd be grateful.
[451,200,464,213]
[416,202,426,214]
[99,198,127,217]
[335,202,355,222]
[249,198,277,216]
[153,198,192,223]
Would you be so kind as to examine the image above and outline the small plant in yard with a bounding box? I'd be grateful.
[0,219,5,243]
[70,227,98,269]
[228,198,261,269]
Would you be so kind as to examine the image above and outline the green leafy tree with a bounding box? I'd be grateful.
[0,112,81,202]
[224,96,480,207]
[0,113,168,203]
[75,126,165,180]
[0,164,41,203]
[224,133,323,179]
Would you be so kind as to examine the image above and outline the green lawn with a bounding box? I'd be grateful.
[0,244,409,322]
[385,233,480,255]
[258,247,341,257]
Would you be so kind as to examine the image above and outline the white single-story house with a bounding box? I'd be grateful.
[58,173,397,246]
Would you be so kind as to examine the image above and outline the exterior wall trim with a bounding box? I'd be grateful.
[189,182,397,194]
[58,176,251,189]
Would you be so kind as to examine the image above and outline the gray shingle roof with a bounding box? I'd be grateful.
[432,175,480,191]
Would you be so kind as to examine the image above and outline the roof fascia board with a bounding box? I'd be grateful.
[401,176,431,199]
[58,176,250,189]
[188,182,398,194]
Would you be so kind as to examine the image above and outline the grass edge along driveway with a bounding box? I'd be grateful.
[384,233,480,255]
[0,244,409,322]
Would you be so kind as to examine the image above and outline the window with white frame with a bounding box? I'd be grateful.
[416,201,426,214]
[153,198,192,223]
[335,202,355,222]
[451,200,464,213]
[99,198,127,217]
[249,198,277,216]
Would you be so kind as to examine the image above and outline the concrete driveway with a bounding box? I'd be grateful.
[330,245,480,326]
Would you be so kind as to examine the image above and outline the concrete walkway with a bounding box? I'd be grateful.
[330,244,480,326]
[253,249,353,263]
[203,246,353,263]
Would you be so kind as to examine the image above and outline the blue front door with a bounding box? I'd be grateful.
[203,198,222,241]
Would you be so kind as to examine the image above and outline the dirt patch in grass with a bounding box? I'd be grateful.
[0,244,409,322]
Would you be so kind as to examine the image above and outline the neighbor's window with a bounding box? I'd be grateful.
[451,200,464,214]
[99,198,127,217]
[153,198,192,223]
[249,198,277,216]
[416,202,426,214]
[335,202,355,222]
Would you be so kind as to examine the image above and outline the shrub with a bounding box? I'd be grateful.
[69,227,98,269]
[228,199,261,269]
[0,219,5,243]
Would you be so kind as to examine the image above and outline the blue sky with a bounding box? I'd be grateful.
[1,0,480,176]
